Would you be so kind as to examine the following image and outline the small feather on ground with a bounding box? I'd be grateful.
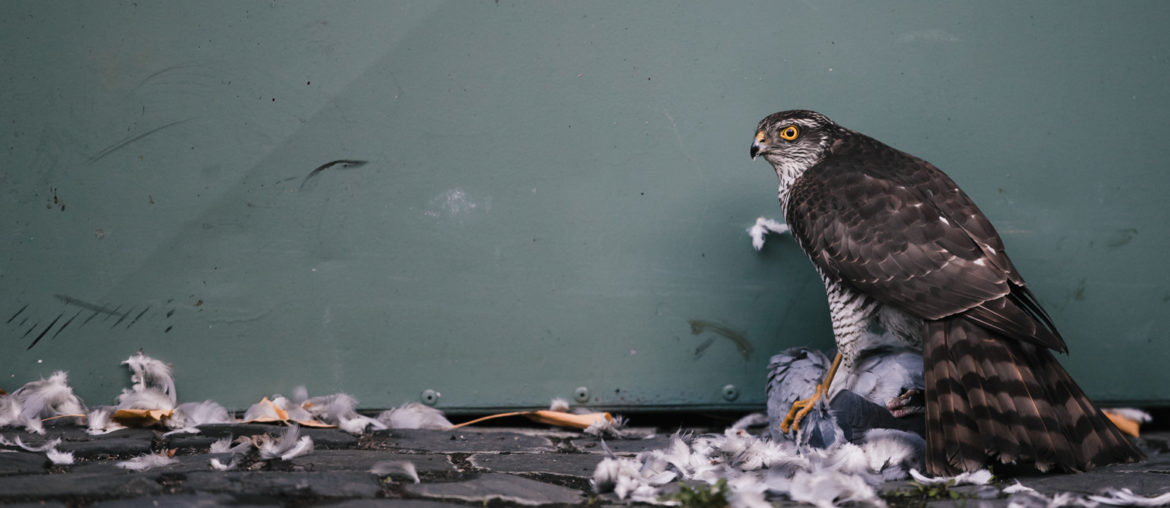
[256,425,314,461]
[117,452,178,471]
[370,460,420,483]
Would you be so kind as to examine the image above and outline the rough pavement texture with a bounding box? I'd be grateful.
[0,423,1167,506]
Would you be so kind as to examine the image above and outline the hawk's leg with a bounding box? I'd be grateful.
[780,352,842,433]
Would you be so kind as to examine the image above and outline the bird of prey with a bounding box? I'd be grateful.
[750,110,1144,475]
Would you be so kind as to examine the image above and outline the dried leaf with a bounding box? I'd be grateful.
[112,408,174,427]
[526,410,613,430]
[1103,409,1141,437]
[450,409,613,431]
[242,396,334,428]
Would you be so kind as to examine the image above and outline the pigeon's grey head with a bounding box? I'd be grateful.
[751,110,840,181]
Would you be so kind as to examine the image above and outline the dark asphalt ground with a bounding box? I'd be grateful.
[1,421,1168,507]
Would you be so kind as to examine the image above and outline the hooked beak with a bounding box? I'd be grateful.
[750,130,767,159]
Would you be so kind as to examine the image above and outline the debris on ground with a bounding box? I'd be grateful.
[0,351,1164,507]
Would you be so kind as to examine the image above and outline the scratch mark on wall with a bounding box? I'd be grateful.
[55,294,128,319]
[688,319,753,360]
[6,304,27,324]
[110,306,132,328]
[86,119,191,164]
[10,297,166,348]
[134,62,203,90]
[298,159,369,190]
[27,314,62,350]
[693,336,716,359]
[127,306,150,329]
[52,310,83,341]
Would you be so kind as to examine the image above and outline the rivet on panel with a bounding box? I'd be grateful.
[420,389,441,406]
[573,386,590,403]
[721,384,739,401]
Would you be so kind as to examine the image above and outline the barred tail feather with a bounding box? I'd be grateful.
[923,318,1143,475]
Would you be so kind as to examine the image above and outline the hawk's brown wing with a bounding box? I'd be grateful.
[785,131,1066,352]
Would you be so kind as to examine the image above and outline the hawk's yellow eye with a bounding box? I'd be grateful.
[779,125,800,141]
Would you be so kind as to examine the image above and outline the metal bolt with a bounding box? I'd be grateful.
[420,389,441,406]
[721,384,739,401]
[573,386,590,403]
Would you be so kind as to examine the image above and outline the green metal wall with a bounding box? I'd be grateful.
[3,1,1169,411]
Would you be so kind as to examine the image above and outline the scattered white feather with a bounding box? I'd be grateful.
[289,398,316,422]
[584,414,627,438]
[1088,488,1170,506]
[116,387,175,411]
[121,351,176,406]
[17,417,43,435]
[86,406,126,435]
[590,456,667,504]
[909,467,992,486]
[376,402,452,429]
[548,398,571,413]
[1002,481,1036,495]
[1051,492,1097,507]
[279,436,313,461]
[335,414,367,434]
[0,394,24,429]
[304,392,386,435]
[243,395,311,422]
[748,216,790,251]
[859,429,925,481]
[726,474,772,508]
[9,371,86,433]
[209,456,239,471]
[730,412,770,430]
[1007,489,1096,508]
[370,460,420,483]
[787,469,883,508]
[209,437,233,454]
[117,452,179,471]
[243,399,283,422]
[304,391,360,422]
[212,436,254,455]
[591,426,927,506]
[257,425,314,461]
[168,400,232,430]
[340,414,386,435]
[0,435,75,467]
[986,479,1165,508]
[276,396,313,422]
[802,441,875,482]
[12,435,61,453]
[46,448,74,465]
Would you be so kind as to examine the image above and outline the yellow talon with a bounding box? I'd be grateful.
[779,352,842,434]
[780,384,825,433]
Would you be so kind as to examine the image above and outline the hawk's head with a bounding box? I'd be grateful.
[751,110,839,179]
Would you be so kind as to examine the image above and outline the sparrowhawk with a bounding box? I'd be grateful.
[750,109,1143,475]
